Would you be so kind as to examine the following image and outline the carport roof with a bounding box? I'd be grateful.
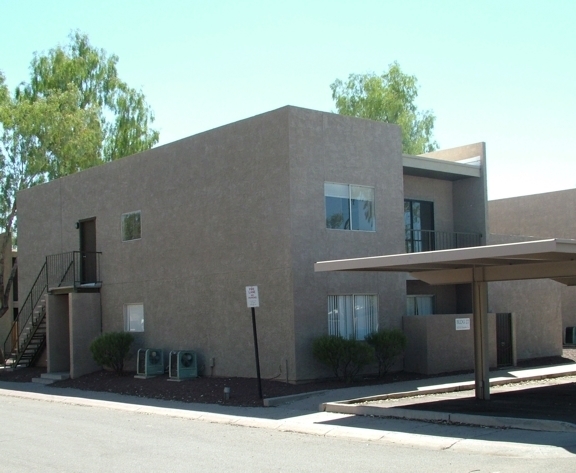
[316,238,576,401]
[314,238,576,286]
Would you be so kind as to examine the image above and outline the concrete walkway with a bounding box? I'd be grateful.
[2,364,576,458]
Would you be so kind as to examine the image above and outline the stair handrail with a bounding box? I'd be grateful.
[2,261,47,364]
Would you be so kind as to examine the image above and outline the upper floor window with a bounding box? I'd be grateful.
[122,211,141,241]
[325,183,375,231]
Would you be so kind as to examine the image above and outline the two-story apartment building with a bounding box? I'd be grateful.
[8,105,546,382]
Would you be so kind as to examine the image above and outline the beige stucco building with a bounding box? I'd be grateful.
[9,106,560,381]
[489,189,576,346]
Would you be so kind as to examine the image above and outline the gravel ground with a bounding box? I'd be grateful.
[1,348,575,407]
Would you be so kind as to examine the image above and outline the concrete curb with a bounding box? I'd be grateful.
[263,390,327,407]
[320,367,576,432]
[1,384,574,458]
[322,402,576,433]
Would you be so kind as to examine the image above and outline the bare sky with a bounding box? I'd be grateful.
[2,0,574,200]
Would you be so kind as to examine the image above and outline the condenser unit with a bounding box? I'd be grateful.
[169,350,198,380]
[135,348,164,378]
[565,327,576,345]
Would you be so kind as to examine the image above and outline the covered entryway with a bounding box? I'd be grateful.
[315,238,576,400]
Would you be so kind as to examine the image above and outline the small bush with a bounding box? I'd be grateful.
[313,335,346,379]
[313,335,374,383]
[365,329,407,377]
[90,332,134,375]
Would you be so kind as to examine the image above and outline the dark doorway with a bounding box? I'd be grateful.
[496,312,513,367]
[404,200,434,252]
[79,218,97,284]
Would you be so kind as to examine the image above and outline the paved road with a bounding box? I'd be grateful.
[1,390,575,472]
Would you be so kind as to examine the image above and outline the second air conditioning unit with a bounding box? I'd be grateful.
[169,350,198,380]
[135,348,164,378]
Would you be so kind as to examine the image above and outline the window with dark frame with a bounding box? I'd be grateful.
[325,183,375,231]
[122,211,141,241]
[404,200,434,252]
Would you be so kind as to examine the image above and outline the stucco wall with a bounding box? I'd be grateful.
[19,107,296,379]
[287,110,407,380]
[69,292,101,378]
[487,234,564,356]
[17,106,493,381]
[488,279,562,359]
[403,313,497,375]
[489,189,576,332]
[46,294,70,373]
[422,143,488,241]
[403,175,454,233]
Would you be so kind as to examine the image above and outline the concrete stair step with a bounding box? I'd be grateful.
[31,377,54,385]
[31,372,70,385]
[41,372,70,381]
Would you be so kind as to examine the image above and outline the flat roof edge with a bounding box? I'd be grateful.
[402,155,481,180]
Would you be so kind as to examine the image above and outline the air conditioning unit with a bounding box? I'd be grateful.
[169,350,198,380]
[565,327,576,345]
[135,348,164,378]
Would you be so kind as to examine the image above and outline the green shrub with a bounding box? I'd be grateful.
[90,332,134,375]
[340,338,374,383]
[365,329,407,377]
[313,335,346,379]
[313,335,374,383]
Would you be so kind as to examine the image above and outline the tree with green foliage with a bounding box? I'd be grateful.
[20,30,159,162]
[330,62,438,155]
[0,31,159,318]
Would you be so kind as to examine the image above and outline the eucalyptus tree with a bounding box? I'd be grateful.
[330,61,437,155]
[0,31,159,318]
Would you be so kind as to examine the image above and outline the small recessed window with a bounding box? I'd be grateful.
[122,211,141,241]
[125,303,144,332]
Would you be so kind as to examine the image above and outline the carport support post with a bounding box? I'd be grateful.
[473,268,490,400]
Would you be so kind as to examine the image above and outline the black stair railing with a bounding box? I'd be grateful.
[2,262,48,368]
[46,251,102,289]
[1,251,102,369]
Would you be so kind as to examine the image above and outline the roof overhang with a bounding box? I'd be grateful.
[402,154,481,181]
[315,239,576,286]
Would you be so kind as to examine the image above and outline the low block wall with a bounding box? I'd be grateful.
[403,313,497,375]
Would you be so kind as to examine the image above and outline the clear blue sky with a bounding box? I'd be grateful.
[2,0,575,200]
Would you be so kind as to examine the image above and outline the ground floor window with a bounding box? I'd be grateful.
[328,294,378,340]
[125,303,144,332]
[406,295,434,316]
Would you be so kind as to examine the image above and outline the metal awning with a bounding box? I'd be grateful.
[315,239,576,400]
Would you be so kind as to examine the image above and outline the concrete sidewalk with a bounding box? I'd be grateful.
[2,363,576,458]
[317,364,576,433]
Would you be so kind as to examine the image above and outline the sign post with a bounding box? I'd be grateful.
[245,286,263,399]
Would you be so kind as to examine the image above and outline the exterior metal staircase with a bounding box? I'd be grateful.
[2,262,48,369]
[1,251,101,370]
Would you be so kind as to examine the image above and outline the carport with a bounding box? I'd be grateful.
[315,238,576,400]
